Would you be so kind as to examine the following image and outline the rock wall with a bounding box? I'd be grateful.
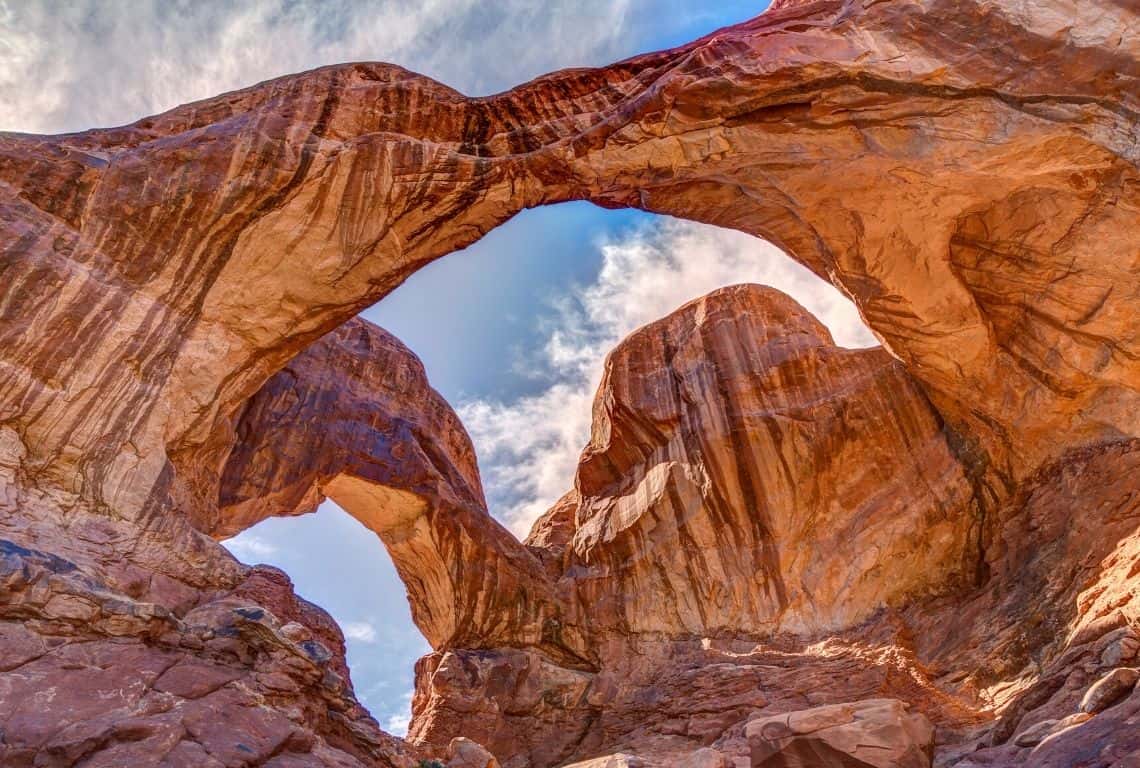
[412,287,1140,767]
[553,285,979,638]
[0,0,1138,766]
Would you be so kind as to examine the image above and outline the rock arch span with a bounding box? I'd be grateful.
[0,0,1138,765]
[0,0,1134,526]
[213,318,577,659]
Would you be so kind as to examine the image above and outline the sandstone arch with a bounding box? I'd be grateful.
[1,1,1139,765]
[1,0,1135,530]
[212,317,580,659]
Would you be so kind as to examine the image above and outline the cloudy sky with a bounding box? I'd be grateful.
[2,0,878,735]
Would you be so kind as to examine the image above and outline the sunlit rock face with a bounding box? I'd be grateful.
[746,698,935,768]
[412,286,983,767]
[0,0,1135,523]
[556,284,978,637]
[0,0,1138,766]
[214,318,568,655]
[413,288,1140,768]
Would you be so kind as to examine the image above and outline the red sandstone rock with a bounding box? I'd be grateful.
[746,699,934,768]
[0,541,423,767]
[215,318,569,656]
[1079,667,1139,715]
[415,293,1140,766]
[447,737,501,768]
[556,285,978,637]
[0,0,1134,529]
[0,1,1138,767]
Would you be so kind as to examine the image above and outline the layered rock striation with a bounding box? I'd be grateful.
[0,0,1138,766]
[214,318,569,656]
[414,286,1140,767]
[1,0,1135,527]
[553,284,979,638]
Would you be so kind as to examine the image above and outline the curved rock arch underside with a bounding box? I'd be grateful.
[0,0,1138,765]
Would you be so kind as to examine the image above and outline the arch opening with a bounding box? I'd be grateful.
[366,206,879,539]
[0,2,1135,766]
[214,203,880,732]
[224,500,429,736]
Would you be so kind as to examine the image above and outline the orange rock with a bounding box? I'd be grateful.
[215,317,568,655]
[447,737,501,768]
[746,699,934,768]
[555,285,979,637]
[0,0,1133,525]
[0,1,1138,766]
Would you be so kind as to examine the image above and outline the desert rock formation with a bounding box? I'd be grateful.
[747,699,934,768]
[0,0,1138,766]
[214,318,568,655]
[553,285,978,638]
[412,287,1140,766]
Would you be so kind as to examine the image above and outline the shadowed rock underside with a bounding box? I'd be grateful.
[0,0,1138,766]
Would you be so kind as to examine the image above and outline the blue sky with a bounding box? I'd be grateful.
[2,0,881,735]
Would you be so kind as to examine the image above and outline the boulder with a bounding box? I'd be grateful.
[747,699,933,768]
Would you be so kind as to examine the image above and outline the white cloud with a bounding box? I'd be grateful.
[461,218,877,539]
[342,621,379,643]
[0,0,647,134]
[221,533,278,561]
[383,690,415,737]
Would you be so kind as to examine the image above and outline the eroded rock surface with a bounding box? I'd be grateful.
[554,285,978,637]
[0,541,421,767]
[1,0,1135,524]
[0,0,1138,766]
[214,318,568,656]
[413,288,1140,767]
[746,699,934,768]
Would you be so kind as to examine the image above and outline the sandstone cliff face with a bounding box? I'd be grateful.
[556,284,978,637]
[412,288,1140,767]
[0,1,1138,767]
[214,318,569,656]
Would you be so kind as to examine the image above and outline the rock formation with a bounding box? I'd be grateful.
[410,287,1139,767]
[0,0,1138,766]
[747,699,934,768]
[214,318,568,656]
[552,285,978,637]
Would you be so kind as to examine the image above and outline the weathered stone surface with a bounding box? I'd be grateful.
[1012,712,1092,749]
[412,286,981,766]
[216,317,569,655]
[0,540,423,767]
[1,0,1135,529]
[0,1,1138,767]
[1079,667,1139,714]
[561,756,645,768]
[1012,718,1059,749]
[746,699,933,768]
[553,285,979,637]
[417,294,1140,766]
[411,647,598,768]
[447,737,501,768]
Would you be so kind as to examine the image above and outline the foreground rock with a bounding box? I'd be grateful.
[747,699,934,768]
[0,0,1137,766]
[0,543,421,767]
[446,737,501,768]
